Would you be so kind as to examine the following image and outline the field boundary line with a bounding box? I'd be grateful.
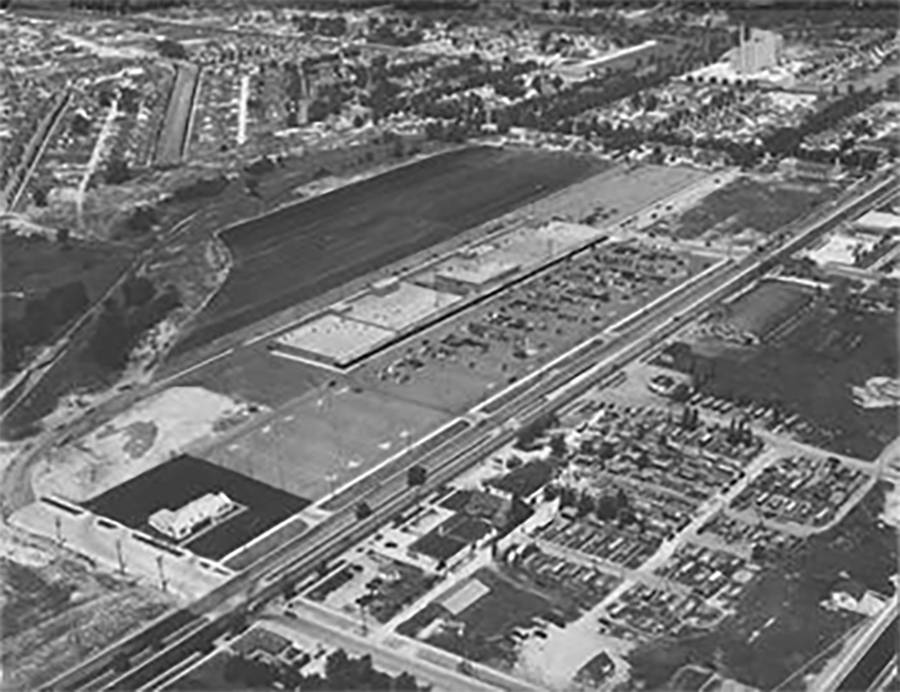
[267,348,345,373]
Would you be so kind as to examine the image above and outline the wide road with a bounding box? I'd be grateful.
[42,171,898,692]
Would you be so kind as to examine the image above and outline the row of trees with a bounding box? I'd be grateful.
[546,483,639,525]
[2,282,89,375]
[222,648,423,691]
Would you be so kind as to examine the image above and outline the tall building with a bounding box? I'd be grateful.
[730,25,783,75]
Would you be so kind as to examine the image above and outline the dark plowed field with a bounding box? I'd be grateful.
[173,146,608,354]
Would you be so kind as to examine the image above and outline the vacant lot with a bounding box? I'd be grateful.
[672,304,897,459]
[174,147,608,354]
[670,177,838,241]
[177,344,332,409]
[1,234,132,310]
[83,454,308,560]
[1,545,172,691]
[205,387,450,503]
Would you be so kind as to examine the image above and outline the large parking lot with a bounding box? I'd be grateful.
[357,241,713,415]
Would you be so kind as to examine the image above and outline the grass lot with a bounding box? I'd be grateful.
[174,146,607,354]
[205,387,450,503]
[671,177,838,240]
[1,235,132,313]
[678,304,898,459]
[627,483,898,690]
[172,651,245,691]
[178,344,332,408]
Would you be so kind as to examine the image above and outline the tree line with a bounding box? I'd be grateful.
[221,647,424,691]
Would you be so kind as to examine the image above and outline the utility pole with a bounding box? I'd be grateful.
[116,536,126,575]
[55,516,64,546]
[157,555,168,593]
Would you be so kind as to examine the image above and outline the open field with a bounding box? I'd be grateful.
[204,386,450,503]
[173,147,608,355]
[83,454,308,560]
[666,176,840,242]
[177,344,332,409]
[665,301,898,460]
[0,531,173,691]
[1,234,132,314]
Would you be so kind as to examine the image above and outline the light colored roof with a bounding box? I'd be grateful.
[276,313,395,363]
[345,281,460,331]
[442,578,490,615]
[150,492,233,537]
[854,211,900,232]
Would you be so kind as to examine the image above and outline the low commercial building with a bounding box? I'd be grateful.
[149,492,234,541]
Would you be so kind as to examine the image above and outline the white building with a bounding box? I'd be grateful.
[730,26,783,75]
[149,492,234,541]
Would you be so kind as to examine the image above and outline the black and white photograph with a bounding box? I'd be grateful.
[0,0,897,689]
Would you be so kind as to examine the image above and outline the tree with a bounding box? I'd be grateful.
[56,227,70,245]
[407,465,427,487]
[671,382,692,403]
[157,39,187,60]
[355,501,373,520]
[549,433,568,458]
[88,299,128,371]
[577,491,595,517]
[104,158,131,185]
[596,494,618,521]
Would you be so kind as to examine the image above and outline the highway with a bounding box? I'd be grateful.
[41,171,898,692]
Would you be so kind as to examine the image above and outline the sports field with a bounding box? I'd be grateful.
[173,147,608,354]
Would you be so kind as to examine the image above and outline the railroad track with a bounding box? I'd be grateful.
[43,172,898,692]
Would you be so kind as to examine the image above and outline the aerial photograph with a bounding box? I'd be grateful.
[0,0,897,689]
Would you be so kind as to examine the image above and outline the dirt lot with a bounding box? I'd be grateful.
[204,386,450,503]
[0,526,173,690]
[174,146,608,355]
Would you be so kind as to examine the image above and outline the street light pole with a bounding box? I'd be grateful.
[157,555,167,592]
[116,537,126,575]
